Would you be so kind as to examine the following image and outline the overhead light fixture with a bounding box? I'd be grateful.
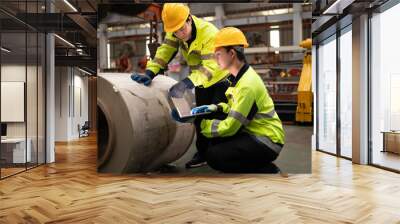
[270,25,280,29]
[54,34,75,48]
[261,8,291,16]
[63,0,78,12]
[78,67,93,76]
[1,47,11,53]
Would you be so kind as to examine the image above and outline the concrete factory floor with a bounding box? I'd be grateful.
[170,124,312,174]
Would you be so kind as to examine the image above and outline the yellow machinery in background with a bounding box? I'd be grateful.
[296,38,313,123]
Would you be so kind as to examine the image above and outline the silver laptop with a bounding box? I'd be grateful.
[170,97,211,119]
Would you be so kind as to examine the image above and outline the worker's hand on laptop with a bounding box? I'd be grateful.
[171,109,194,123]
[130,70,155,86]
[168,78,195,98]
[191,104,218,115]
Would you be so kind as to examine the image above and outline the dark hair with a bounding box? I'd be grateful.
[225,46,246,62]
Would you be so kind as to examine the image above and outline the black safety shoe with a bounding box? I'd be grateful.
[258,163,281,174]
[185,153,207,169]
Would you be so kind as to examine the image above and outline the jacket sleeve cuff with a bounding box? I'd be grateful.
[217,103,230,114]
[145,70,156,79]
[182,77,195,89]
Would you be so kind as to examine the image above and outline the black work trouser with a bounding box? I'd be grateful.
[193,81,229,158]
[205,132,281,173]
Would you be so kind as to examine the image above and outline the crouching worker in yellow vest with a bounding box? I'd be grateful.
[130,3,230,168]
[190,27,285,173]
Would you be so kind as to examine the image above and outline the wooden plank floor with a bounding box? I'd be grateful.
[1,135,400,224]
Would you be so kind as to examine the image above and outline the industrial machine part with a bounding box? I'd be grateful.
[296,38,313,123]
[97,73,195,173]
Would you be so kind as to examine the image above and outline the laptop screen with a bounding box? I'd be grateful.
[170,97,192,118]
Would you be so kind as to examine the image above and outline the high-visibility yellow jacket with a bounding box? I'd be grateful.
[201,64,285,147]
[146,15,229,88]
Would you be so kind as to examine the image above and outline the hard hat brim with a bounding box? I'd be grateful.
[164,20,186,33]
[214,43,249,52]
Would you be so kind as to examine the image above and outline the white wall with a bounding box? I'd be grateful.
[1,64,46,164]
[55,66,69,141]
[55,67,89,141]
[1,65,41,137]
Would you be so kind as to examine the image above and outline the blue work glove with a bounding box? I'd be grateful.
[131,70,155,86]
[171,109,194,123]
[190,104,218,115]
[168,78,195,98]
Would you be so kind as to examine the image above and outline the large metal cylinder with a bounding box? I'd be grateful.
[97,73,195,173]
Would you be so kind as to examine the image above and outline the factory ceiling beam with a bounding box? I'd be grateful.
[8,13,82,32]
[223,12,311,26]
[244,45,305,54]
[106,12,312,39]
[55,55,96,71]
[53,0,97,43]
[236,20,312,32]
[67,14,97,39]
[107,27,151,38]
[312,0,382,37]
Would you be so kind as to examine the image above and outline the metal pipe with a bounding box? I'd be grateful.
[97,73,195,173]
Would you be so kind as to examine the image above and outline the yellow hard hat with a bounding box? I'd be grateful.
[162,3,190,33]
[214,27,249,51]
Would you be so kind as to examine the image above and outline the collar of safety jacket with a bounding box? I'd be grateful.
[187,15,206,53]
[186,16,197,47]
[227,63,250,87]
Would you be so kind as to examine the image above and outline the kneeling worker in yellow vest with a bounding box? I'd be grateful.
[190,27,285,173]
[131,3,230,168]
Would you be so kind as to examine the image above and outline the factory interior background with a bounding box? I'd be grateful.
[96,3,312,174]
[0,1,400,223]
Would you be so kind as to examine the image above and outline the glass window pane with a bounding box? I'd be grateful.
[27,31,38,169]
[38,32,45,165]
[318,36,337,154]
[340,28,352,158]
[371,3,400,171]
[1,31,27,177]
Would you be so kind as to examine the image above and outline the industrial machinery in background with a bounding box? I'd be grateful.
[296,38,313,124]
[98,4,162,72]
[252,53,303,123]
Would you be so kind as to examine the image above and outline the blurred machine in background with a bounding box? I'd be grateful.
[296,38,313,124]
